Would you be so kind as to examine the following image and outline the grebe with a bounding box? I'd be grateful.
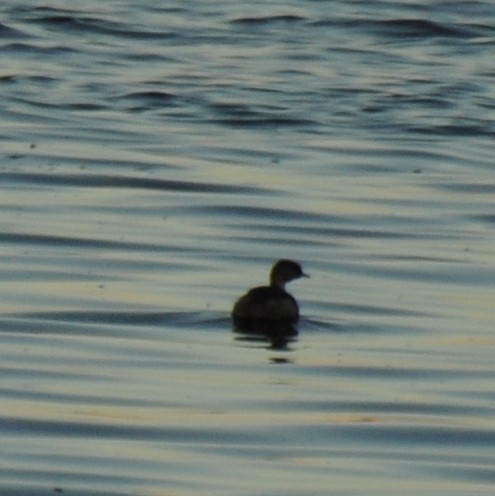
[232,259,308,323]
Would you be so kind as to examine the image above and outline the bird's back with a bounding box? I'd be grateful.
[232,285,299,322]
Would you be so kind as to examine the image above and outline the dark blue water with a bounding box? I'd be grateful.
[1,1,495,495]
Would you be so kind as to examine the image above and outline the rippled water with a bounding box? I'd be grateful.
[1,1,495,495]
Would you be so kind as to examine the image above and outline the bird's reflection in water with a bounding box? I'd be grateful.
[232,317,298,350]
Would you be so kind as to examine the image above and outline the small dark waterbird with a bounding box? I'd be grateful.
[232,259,309,324]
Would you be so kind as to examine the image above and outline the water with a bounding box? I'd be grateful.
[1,1,495,495]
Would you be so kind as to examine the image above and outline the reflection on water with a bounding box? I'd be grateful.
[232,317,298,350]
[1,0,495,495]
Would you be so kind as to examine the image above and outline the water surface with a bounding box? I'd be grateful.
[1,1,495,495]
